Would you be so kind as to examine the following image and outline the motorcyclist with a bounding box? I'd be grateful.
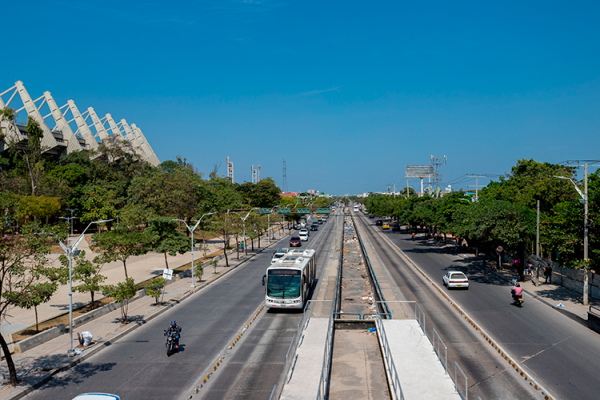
[165,320,182,347]
[511,283,523,303]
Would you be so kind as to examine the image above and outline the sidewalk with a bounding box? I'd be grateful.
[1,224,285,338]
[0,231,285,399]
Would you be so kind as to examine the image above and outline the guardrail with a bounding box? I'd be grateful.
[316,300,335,400]
[375,304,406,400]
[432,328,448,372]
[351,214,392,318]
[455,362,468,400]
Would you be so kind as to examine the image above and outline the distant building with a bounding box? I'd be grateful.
[280,192,299,197]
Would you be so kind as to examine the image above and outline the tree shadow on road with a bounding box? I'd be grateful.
[33,361,117,390]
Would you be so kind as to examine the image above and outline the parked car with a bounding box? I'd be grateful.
[382,222,390,230]
[369,214,375,218]
[376,220,383,226]
[391,223,400,231]
[442,271,469,289]
[289,237,301,247]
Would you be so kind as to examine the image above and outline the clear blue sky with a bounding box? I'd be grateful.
[2,1,599,194]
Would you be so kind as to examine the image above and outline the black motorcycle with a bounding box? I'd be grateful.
[165,331,180,356]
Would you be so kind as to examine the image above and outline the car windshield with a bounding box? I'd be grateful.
[451,273,467,280]
[291,237,300,241]
[267,269,301,298]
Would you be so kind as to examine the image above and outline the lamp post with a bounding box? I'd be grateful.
[555,167,589,304]
[268,206,280,242]
[59,208,78,237]
[174,212,215,290]
[58,219,112,357]
[240,208,259,256]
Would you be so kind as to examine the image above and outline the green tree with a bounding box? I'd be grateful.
[102,278,137,323]
[146,217,189,269]
[93,227,153,279]
[59,250,106,309]
[144,276,168,305]
[0,222,67,385]
[16,195,61,223]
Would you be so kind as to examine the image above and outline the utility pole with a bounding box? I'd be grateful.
[584,163,589,305]
[536,200,540,287]
[467,174,487,201]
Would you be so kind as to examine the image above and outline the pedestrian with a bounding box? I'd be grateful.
[544,265,552,283]
[454,239,459,254]
[241,241,245,253]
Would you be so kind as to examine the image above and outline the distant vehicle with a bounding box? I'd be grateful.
[442,271,469,289]
[271,248,290,264]
[310,224,318,231]
[72,395,120,400]
[382,222,390,230]
[299,222,307,228]
[263,249,317,309]
[369,214,375,218]
[353,205,360,212]
[317,219,323,225]
[299,231,309,241]
[289,237,301,247]
[299,228,309,236]
[376,220,383,226]
[391,223,400,231]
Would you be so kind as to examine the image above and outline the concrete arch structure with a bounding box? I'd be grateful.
[0,80,160,164]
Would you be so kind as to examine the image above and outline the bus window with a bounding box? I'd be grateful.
[267,270,301,298]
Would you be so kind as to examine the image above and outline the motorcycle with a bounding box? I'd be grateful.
[165,331,180,356]
[511,290,523,308]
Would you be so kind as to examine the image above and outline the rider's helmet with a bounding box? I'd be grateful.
[171,321,177,327]
[515,283,520,287]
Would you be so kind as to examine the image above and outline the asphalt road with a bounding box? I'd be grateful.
[196,215,339,400]
[354,213,541,400]
[360,212,600,400]
[23,216,336,400]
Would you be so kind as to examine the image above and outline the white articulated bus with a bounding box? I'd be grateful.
[263,249,316,309]
[353,204,360,212]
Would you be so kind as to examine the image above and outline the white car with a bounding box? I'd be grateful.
[299,231,309,241]
[442,271,469,289]
[73,395,120,400]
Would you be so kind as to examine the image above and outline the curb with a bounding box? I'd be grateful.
[368,218,556,400]
[4,236,287,400]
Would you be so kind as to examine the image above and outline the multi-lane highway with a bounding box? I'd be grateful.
[23,216,338,400]
[356,211,600,400]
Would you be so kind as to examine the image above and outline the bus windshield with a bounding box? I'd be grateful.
[267,269,301,299]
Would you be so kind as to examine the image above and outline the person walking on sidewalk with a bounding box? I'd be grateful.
[544,265,553,284]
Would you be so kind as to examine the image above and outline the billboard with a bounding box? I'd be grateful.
[405,165,434,178]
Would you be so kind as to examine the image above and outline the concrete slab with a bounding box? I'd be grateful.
[280,317,330,400]
[329,329,390,400]
[381,319,460,400]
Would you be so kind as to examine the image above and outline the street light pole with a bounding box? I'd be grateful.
[555,169,590,304]
[58,219,112,357]
[174,212,215,290]
[240,208,259,257]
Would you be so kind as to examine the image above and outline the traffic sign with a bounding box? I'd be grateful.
[163,268,174,280]
[258,208,271,215]
[297,208,311,214]
[278,209,291,215]
[316,208,330,214]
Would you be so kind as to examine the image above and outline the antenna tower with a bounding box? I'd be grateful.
[251,165,257,184]
[258,165,261,182]
[226,156,234,183]
[282,158,288,192]
[430,155,447,190]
